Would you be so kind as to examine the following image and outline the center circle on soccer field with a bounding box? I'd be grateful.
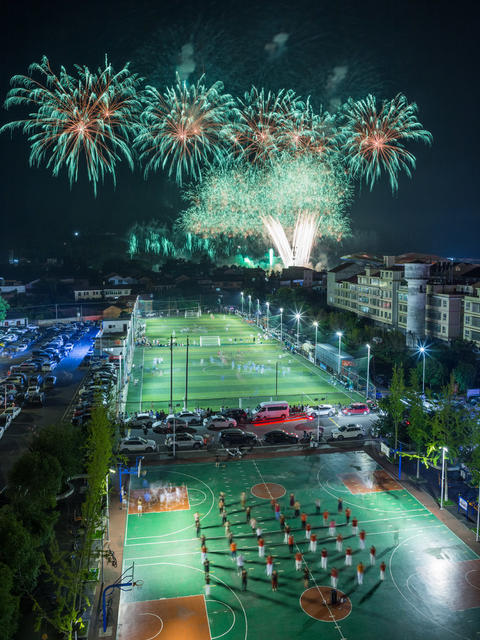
[250,482,286,499]
[300,586,352,622]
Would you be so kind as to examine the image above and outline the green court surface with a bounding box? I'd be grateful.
[119,452,480,640]
[126,314,362,411]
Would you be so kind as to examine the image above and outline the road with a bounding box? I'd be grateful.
[0,328,98,491]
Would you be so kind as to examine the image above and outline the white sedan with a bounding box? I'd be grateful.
[307,404,337,417]
[168,411,203,425]
[203,415,237,431]
[330,424,365,440]
[119,437,157,453]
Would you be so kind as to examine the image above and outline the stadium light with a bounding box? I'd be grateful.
[366,344,371,400]
[295,313,301,349]
[240,291,244,315]
[417,343,428,396]
[313,321,318,365]
[266,301,270,333]
[336,331,343,375]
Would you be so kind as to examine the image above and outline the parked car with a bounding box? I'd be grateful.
[2,405,22,421]
[263,430,299,444]
[221,408,248,424]
[0,413,12,429]
[165,433,205,450]
[204,415,237,430]
[0,425,5,440]
[124,413,154,428]
[24,391,45,406]
[43,375,57,389]
[119,437,157,453]
[307,404,337,417]
[342,403,370,416]
[168,411,203,425]
[219,430,258,447]
[330,424,365,440]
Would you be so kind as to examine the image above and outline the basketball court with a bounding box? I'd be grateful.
[116,451,480,640]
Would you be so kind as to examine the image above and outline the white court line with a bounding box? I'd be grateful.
[388,532,470,640]
[252,460,346,640]
[139,612,164,640]
[207,599,236,639]
[203,594,213,640]
[126,469,215,541]
[129,561,248,640]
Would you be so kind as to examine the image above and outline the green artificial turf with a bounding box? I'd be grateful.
[126,315,362,412]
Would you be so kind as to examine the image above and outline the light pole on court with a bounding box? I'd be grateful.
[366,343,371,400]
[418,345,426,396]
[295,313,301,349]
[336,331,343,376]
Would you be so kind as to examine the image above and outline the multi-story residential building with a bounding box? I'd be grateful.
[463,287,480,347]
[327,254,480,345]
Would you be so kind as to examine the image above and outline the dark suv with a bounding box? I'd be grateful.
[221,408,248,424]
[219,429,257,447]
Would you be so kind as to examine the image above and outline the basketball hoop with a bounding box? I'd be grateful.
[134,579,144,590]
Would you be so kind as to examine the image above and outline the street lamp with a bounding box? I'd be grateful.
[241,291,244,315]
[248,294,251,318]
[418,345,426,396]
[366,344,371,400]
[295,313,301,349]
[279,308,283,342]
[440,447,448,510]
[266,302,270,334]
[313,321,318,366]
[336,331,343,376]
[105,468,116,542]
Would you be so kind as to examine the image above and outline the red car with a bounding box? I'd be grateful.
[342,403,370,416]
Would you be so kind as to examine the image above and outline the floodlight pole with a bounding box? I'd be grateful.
[366,344,371,400]
[185,337,189,410]
[336,332,343,376]
[313,322,318,366]
[241,292,244,315]
[440,447,447,509]
[296,315,300,349]
[280,308,283,343]
[248,295,251,319]
[421,348,426,396]
[266,302,270,334]
[170,336,173,413]
[256,299,260,326]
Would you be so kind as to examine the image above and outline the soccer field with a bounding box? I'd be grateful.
[126,314,362,412]
[117,451,480,640]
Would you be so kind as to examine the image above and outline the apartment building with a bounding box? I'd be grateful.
[328,254,480,345]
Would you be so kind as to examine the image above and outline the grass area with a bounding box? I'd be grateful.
[119,451,480,640]
[126,314,362,412]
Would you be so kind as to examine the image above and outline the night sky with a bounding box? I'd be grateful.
[1,0,478,261]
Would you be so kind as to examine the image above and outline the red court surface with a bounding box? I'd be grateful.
[117,595,211,640]
[417,559,480,611]
[341,469,402,494]
[128,486,190,514]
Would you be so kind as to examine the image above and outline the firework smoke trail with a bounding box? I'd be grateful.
[292,212,318,266]
[1,56,142,194]
[263,216,294,266]
[340,93,432,191]
[135,75,235,185]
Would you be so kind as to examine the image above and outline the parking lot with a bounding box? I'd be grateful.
[0,321,99,490]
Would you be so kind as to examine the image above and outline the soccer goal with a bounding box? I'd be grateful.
[200,336,221,347]
[185,310,201,318]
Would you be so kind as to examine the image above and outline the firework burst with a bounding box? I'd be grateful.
[135,76,235,185]
[1,56,142,194]
[339,93,432,191]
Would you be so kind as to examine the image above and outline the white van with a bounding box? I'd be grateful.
[252,402,289,421]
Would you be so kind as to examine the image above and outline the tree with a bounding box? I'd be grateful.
[406,391,431,479]
[0,506,43,594]
[0,295,9,323]
[416,358,448,390]
[0,563,19,640]
[452,362,477,393]
[389,364,405,451]
[29,423,83,484]
[8,451,62,546]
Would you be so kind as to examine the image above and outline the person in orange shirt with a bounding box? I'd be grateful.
[266,554,274,577]
[309,532,317,552]
[258,536,265,557]
[369,544,376,565]
[300,512,307,529]
[230,541,237,561]
[336,533,343,552]
[323,510,329,526]
[305,523,312,540]
[288,534,294,553]
[344,507,351,524]
[380,561,386,581]
[359,529,366,550]
[345,547,352,566]
[321,548,328,570]
[201,545,208,564]
[329,519,336,536]
[357,561,364,585]
[295,551,303,571]
[331,567,338,589]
